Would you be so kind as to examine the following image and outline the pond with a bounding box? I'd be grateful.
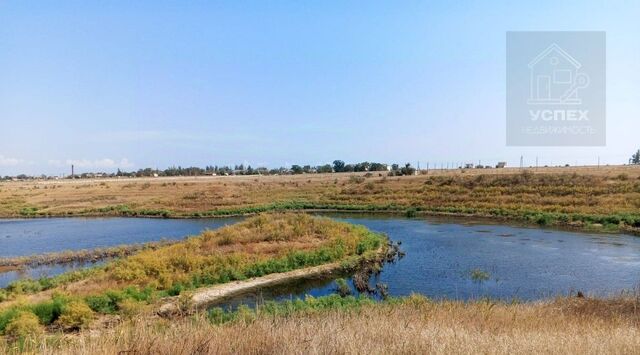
[1,214,639,301]
[220,214,640,305]
[0,217,243,288]
[0,217,244,258]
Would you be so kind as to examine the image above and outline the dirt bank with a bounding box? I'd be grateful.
[158,261,345,316]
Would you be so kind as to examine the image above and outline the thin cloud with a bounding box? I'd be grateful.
[49,158,134,169]
[94,130,206,142]
[0,155,25,166]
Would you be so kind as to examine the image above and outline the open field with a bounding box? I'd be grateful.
[2,294,639,354]
[2,165,640,233]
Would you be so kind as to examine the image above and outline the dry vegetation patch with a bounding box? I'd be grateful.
[4,295,638,354]
[0,214,385,342]
[2,167,640,233]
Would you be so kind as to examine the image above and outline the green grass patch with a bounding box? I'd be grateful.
[208,294,377,325]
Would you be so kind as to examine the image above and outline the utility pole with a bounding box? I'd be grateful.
[598,156,600,168]
[520,156,523,169]
[71,164,74,179]
[535,156,538,170]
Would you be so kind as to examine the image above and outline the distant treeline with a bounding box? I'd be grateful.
[117,160,405,177]
[1,161,419,180]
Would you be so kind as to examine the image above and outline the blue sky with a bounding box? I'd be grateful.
[1,1,639,175]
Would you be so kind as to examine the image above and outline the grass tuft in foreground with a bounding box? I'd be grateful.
[2,293,639,354]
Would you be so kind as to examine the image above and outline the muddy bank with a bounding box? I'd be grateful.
[0,240,179,270]
[158,262,344,316]
[157,243,398,316]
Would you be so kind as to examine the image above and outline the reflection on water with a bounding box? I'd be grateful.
[0,261,105,288]
[2,214,640,303]
[0,217,243,258]
[216,213,640,306]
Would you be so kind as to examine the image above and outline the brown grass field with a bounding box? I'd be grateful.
[2,164,640,233]
[3,295,639,354]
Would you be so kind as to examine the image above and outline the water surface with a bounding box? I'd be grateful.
[0,217,243,257]
[1,215,639,302]
[220,214,640,305]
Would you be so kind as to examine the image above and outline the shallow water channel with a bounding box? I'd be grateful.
[1,215,639,302]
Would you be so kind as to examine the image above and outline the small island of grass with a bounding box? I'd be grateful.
[0,213,385,340]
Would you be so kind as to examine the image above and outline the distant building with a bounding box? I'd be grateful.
[464,163,474,169]
[496,162,507,168]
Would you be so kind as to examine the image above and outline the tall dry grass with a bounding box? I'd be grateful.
[6,295,639,354]
[2,167,640,230]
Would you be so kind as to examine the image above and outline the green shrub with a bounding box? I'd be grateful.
[6,279,44,294]
[335,278,352,297]
[405,207,417,218]
[85,290,125,314]
[85,294,116,314]
[167,283,185,296]
[356,232,382,255]
[122,286,154,302]
[4,311,42,339]
[56,301,94,330]
[0,308,20,334]
[29,296,67,325]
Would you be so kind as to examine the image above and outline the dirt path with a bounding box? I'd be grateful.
[158,261,344,316]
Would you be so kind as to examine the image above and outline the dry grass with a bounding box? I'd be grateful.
[0,240,179,269]
[1,166,640,226]
[5,295,639,354]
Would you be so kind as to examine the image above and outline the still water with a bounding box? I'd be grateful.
[1,215,639,301]
[0,217,243,258]
[221,214,640,304]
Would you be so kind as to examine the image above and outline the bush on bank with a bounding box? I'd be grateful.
[0,214,385,338]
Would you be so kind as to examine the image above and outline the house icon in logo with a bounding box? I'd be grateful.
[527,43,590,105]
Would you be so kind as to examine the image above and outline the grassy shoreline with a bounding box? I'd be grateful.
[0,240,180,270]
[0,214,386,342]
[3,169,640,235]
[8,201,640,236]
